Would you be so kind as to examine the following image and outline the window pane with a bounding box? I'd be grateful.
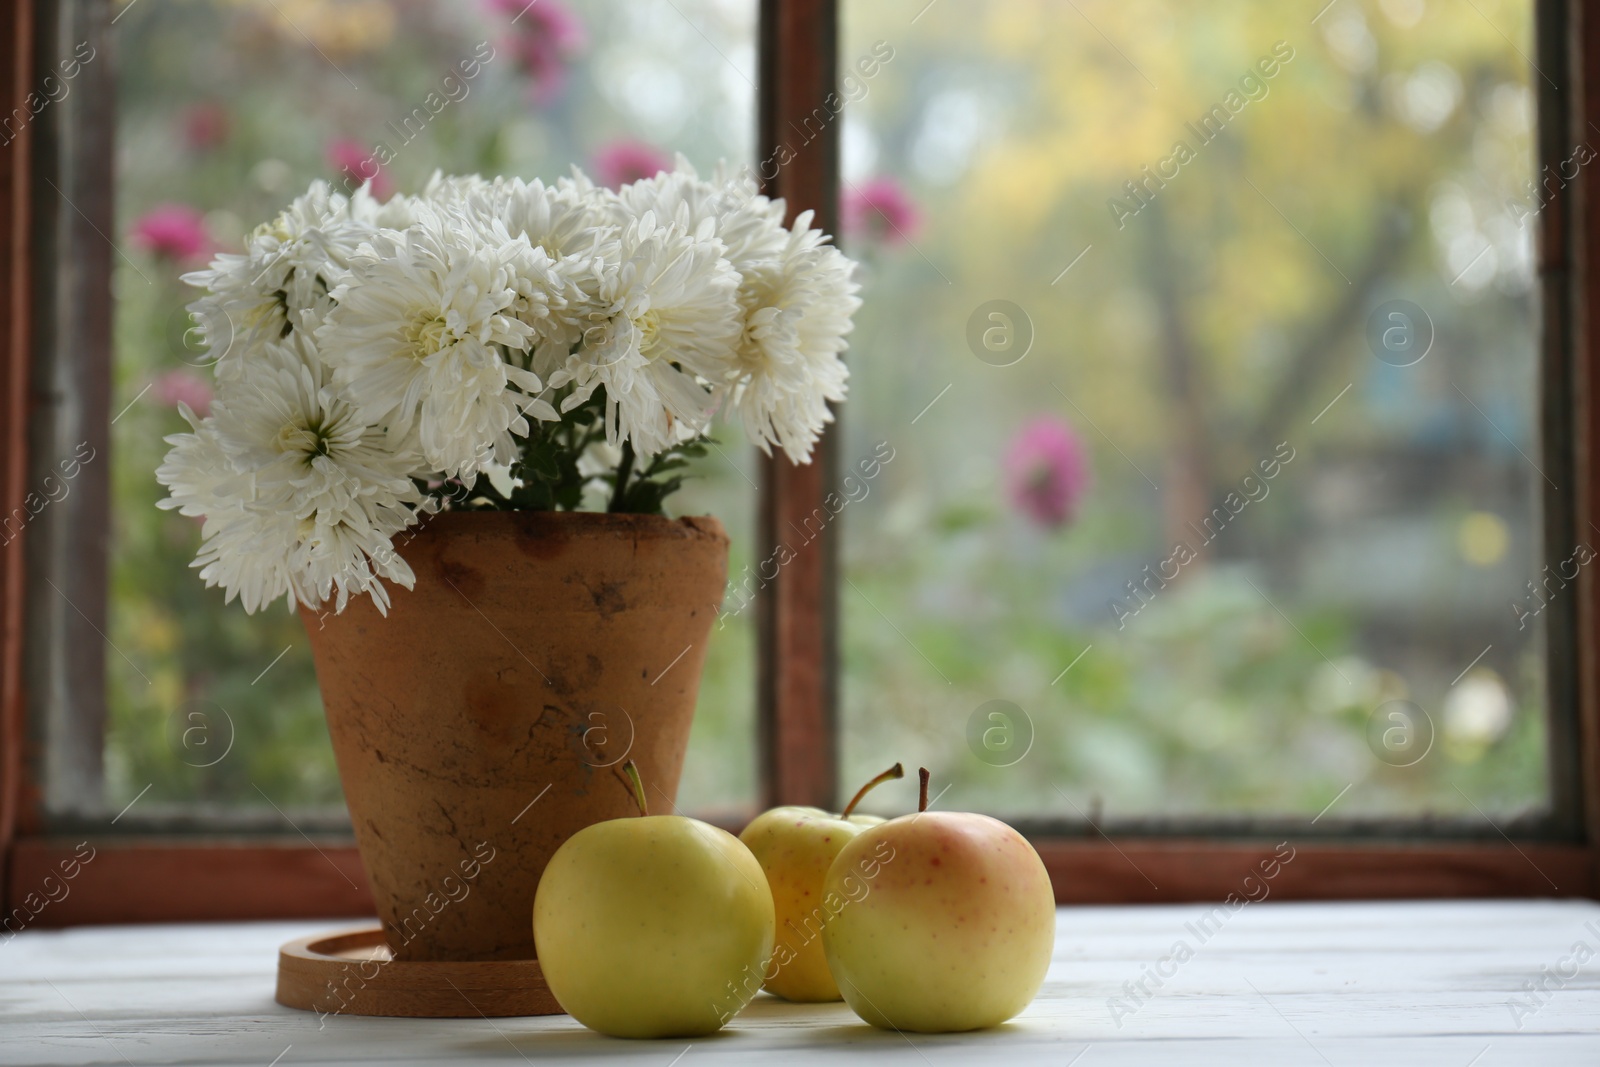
[99,0,758,822]
[839,0,1552,823]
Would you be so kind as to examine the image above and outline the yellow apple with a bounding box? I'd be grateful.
[820,769,1055,1033]
[739,763,904,1001]
[532,762,775,1038]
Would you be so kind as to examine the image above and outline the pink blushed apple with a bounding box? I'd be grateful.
[820,769,1055,1032]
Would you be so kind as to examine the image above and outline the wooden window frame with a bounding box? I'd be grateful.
[2,0,1598,927]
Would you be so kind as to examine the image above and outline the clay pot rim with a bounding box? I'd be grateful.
[415,508,728,545]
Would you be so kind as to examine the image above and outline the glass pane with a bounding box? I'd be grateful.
[839,0,1551,822]
[103,0,758,821]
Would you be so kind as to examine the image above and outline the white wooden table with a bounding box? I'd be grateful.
[4,900,1599,1065]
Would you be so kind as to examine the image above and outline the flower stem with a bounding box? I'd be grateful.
[608,439,636,512]
[621,760,648,817]
[840,763,904,819]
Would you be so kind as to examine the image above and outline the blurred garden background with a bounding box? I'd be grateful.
[106,0,1550,826]
[837,0,1549,822]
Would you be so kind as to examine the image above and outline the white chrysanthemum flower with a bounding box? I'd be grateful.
[317,201,561,480]
[725,210,858,463]
[162,163,865,618]
[615,160,856,461]
[351,182,417,230]
[182,181,382,376]
[453,170,612,261]
[425,171,626,379]
[486,174,620,375]
[613,157,789,270]
[420,171,495,207]
[550,210,741,456]
[156,336,425,615]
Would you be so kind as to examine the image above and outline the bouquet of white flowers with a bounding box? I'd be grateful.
[156,160,860,617]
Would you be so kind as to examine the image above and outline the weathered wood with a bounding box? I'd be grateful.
[0,0,37,924]
[9,839,373,927]
[1536,0,1589,842]
[26,0,115,819]
[3,0,1600,930]
[1034,839,1599,902]
[1570,0,1600,848]
[13,836,1597,928]
[3,901,1598,1063]
[755,0,841,812]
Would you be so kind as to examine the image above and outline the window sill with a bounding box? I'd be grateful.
[11,836,1595,928]
[6,900,1599,1063]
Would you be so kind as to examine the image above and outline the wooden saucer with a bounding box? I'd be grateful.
[276,925,563,1018]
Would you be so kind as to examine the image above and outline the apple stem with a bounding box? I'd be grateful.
[840,762,904,819]
[621,760,648,817]
[918,767,930,813]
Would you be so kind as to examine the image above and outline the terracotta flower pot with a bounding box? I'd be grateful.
[301,510,729,963]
